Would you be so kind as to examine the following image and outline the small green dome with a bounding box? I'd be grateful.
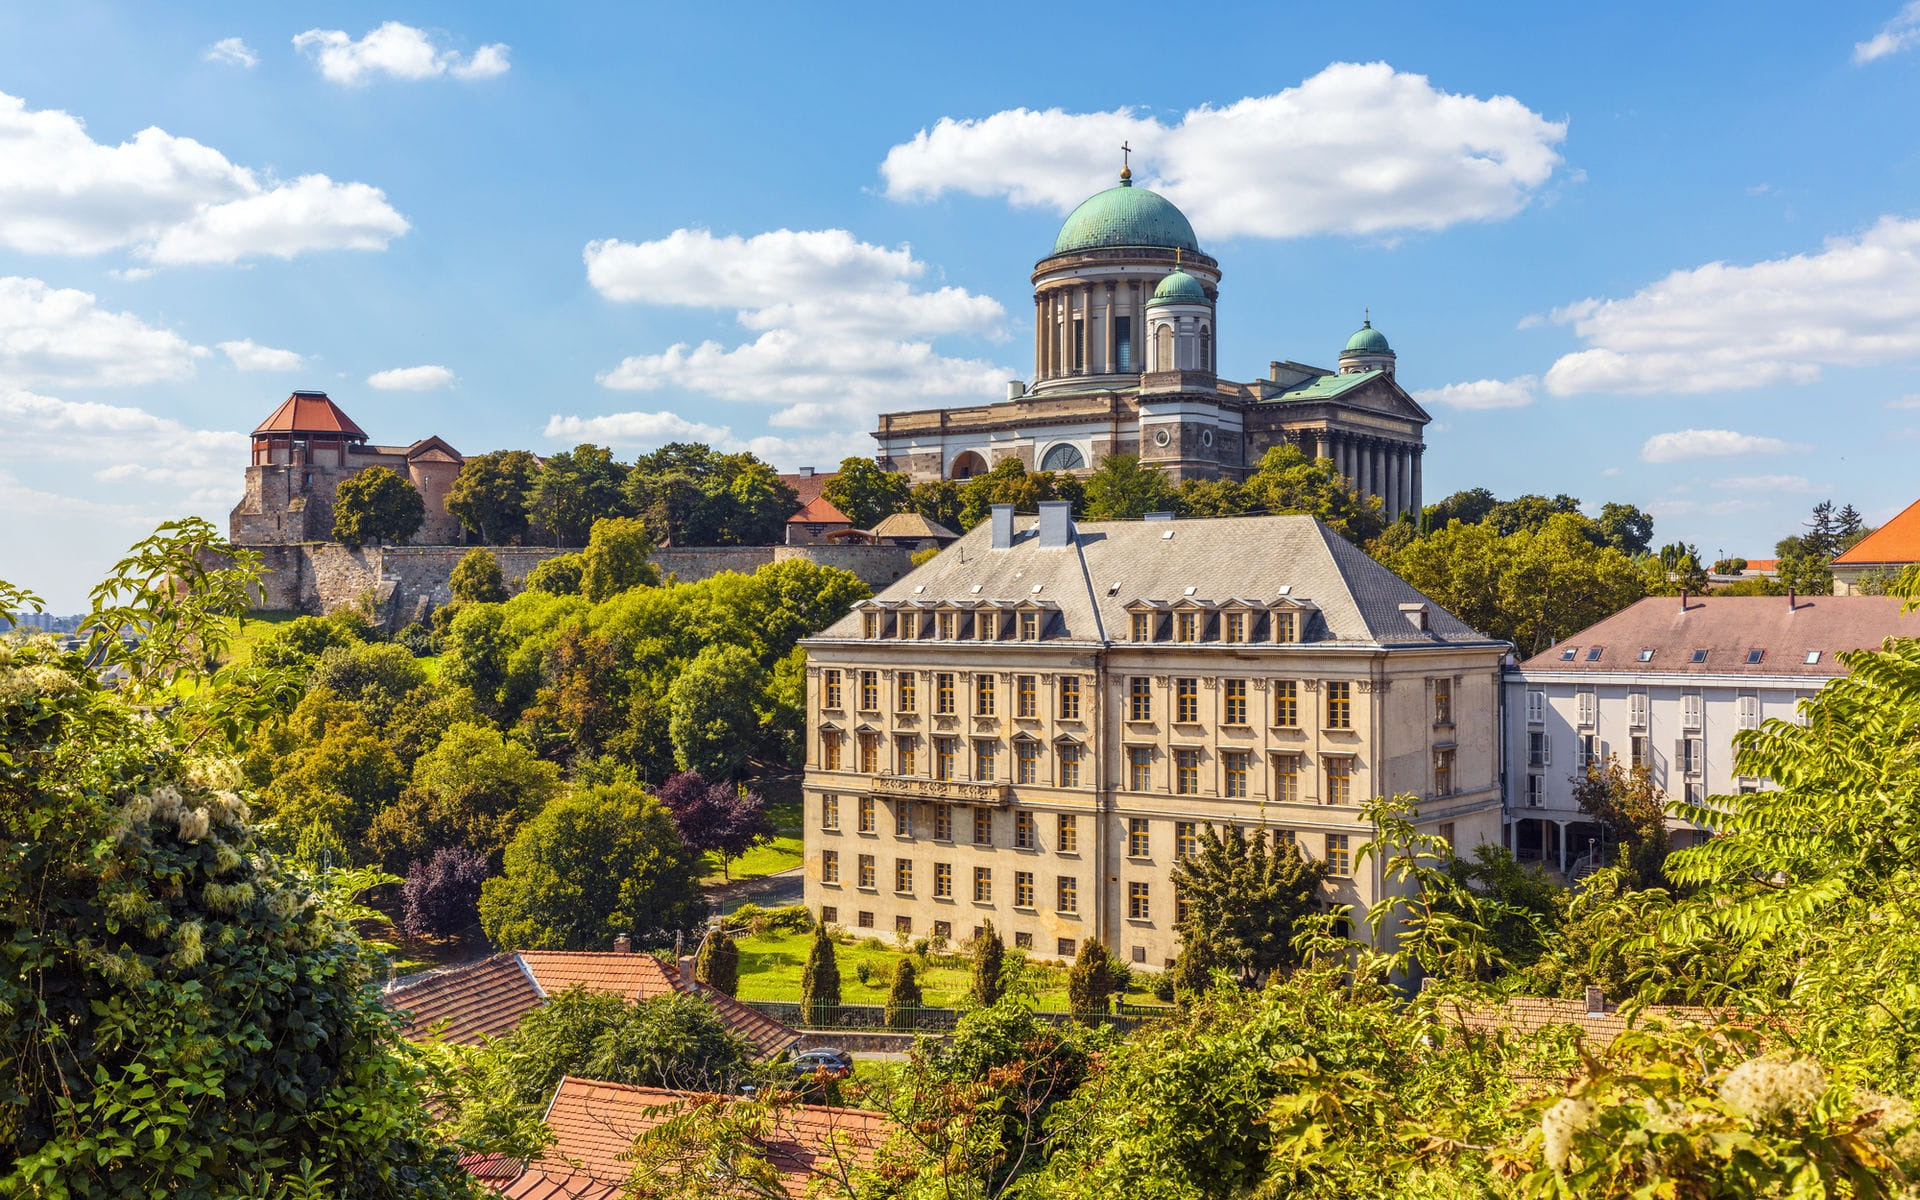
[1148,269,1207,306]
[1342,320,1392,355]
[1050,177,1200,256]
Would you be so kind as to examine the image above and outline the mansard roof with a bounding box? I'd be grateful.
[251,391,369,439]
[1515,594,1920,677]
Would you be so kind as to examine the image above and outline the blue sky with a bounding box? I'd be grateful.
[4,1,1920,608]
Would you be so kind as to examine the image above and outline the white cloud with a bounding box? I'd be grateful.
[1640,429,1807,463]
[1856,2,1920,61]
[367,364,455,391]
[0,389,243,498]
[1600,466,1622,477]
[0,89,408,262]
[1716,473,1827,493]
[544,410,735,446]
[218,339,305,371]
[879,62,1567,240]
[1542,216,1920,396]
[203,37,258,68]
[1412,374,1537,410]
[0,277,206,388]
[293,23,510,85]
[1887,393,1920,409]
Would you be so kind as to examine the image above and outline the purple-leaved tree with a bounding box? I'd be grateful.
[656,771,773,880]
[402,845,490,939]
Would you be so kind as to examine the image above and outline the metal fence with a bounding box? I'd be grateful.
[747,1000,1168,1034]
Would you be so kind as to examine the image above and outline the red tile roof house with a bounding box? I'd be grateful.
[785,495,856,546]
[1832,496,1920,594]
[384,947,801,1059]
[488,1077,889,1198]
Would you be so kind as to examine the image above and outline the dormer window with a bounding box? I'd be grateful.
[976,613,996,641]
[1019,611,1040,641]
[1176,612,1200,643]
[863,612,881,639]
[1273,610,1297,644]
[898,613,918,640]
[1223,612,1246,644]
[1131,612,1153,642]
[937,611,956,640]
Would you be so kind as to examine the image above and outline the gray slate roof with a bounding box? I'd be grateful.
[817,513,1500,647]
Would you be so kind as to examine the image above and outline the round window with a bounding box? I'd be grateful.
[1040,443,1086,472]
[1200,428,1215,448]
[1152,428,1171,447]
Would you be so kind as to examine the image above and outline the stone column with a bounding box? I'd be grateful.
[1384,449,1399,519]
[1360,439,1374,496]
[1104,283,1117,374]
[1411,446,1424,517]
[1080,283,1093,375]
[1033,295,1045,382]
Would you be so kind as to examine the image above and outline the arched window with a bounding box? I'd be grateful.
[1154,324,1173,371]
[1199,326,1212,372]
[1040,443,1086,472]
[950,450,988,480]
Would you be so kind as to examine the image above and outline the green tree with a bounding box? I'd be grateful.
[886,959,924,1030]
[332,464,427,547]
[720,458,800,544]
[1081,452,1179,519]
[1597,501,1656,555]
[907,478,963,530]
[956,457,1072,529]
[523,551,585,595]
[801,919,841,1026]
[478,782,701,950]
[261,717,408,853]
[1175,475,1251,518]
[1066,938,1123,1018]
[367,721,563,870]
[695,925,741,996]
[580,515,661,602]
[1483,492,1582,537]
[448,448,540,544]
[667,643,767,779]
[970,919,1006,1007]
[450,547,509,604]
[823,457,913,529]
[1239,444,1386,542]
[529,443,628,546]
[1571,755,1671,887]
[1170,824,1329,985]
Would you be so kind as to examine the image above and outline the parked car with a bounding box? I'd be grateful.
[791,1048,853,1078]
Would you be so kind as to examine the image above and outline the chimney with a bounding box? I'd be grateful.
[1037,500,1073,548]
[678,954,699,991]
[1679,589,1688,611]
[1006,380,1024,400]
[1269,360,1282,381]
[1787,587,1797,610]
[613,933,632,954]
[990,504,1015,550]
[1584,985,1606,1017]
[799,466,815,478]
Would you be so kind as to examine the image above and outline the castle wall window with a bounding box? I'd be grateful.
[896,673,917,714]
[934,862,952,898]
[1127,746,1153,791]
[1175,678,1199,723]
[1128,881,1151,921]
[935,673,956,715]
[1174,748,1200,795]
[858,911,873,929]
[1433,748,1455,798]
[937,611,956,640]
[857,854,876,889]
[933,803,952,841]
[1058,677,1082,719]
[1325,835,1351,877]
[1016,740,1039,784]
[895,859,914,894]
[821,794,839,830]
[1325,681,1352,730]
[1056,937,1074,956]
[1272,680,1299,728]
[858,671,879,713]
[1433,678,1452,725]
[1273,611,1297,643]
[1058,743,1081,787]
[1131,612,1153,642]
[1176,612,1200,643]
[1223,751,1249,798]
[858,735,879,775]
[975,674,996,717]
[973,807,993,846]
[976,613,997,642]
[863,613,880,639]
[1057,814,1078,853]
[1014,871,1035,909]
[895,736,917,777]
[1324,756,1353,806]
[823,670,842,710]
[1015,810,1036,849]
[897,612,917,639]
[857,797,875,833]
[1016,675,1038,718]
[894,801,913,838]
[1127,817,1150,858]
[822,732,842,771]
[1223,679,1248,725]
[973,740,997,782]
[934,737,957,781]
[1273,753,1301,803]
[1057,875,1078,913]
[821,849,839,883]
[1223,612,1246,643]
[1129,677,1152,721]
[1175,821,1198,860]
[896,915,911,937]
[973,867,992,903]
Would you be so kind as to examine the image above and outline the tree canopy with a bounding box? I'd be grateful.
[333,465,426,547]
[448,449,540,545]
[822,457,912,529]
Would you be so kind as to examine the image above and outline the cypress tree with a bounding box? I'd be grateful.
[695,925,741,997]
[800,918,841,1027]
[1068,938,1120,1021]
[885,960,923,1030]
[970,919,1006,1007]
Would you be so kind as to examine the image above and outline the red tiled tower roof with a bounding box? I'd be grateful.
[787,495,853,525]
[1833,496,1920,567]
[251,391,368,439]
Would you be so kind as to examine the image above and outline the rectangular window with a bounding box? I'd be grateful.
[1015,739,1039,784]
[1324,757,1353,806]
[972,866,992,903]
[1528,730,1551,768]
[973,740,997,782]
[1057,875,1078,913]
[894,801,913,838]
[822,906,838,924]
[1128,746,1153,791]
[858,910,874,929]
[1274,754,1301,804]
[933,861,952,898]
[1629,693,1649,727]
[1273,610,1297,643]
[1127,817,1150,858]
[1115,314,1132,370]
[897,611,918,640]
[1055,937,1074,957]
[895,736,917,778]
[1526,774,1544,806]
[859,735,879,775]
[822,731,842,771]
[1576,690,1596,727]
[897,673,917,714]
[1019,611,1040,641]
[1129,677,1152,722]
[1174,748,1200,795]
[822,849,840,883]
[1224,612,1246,643]
[1326,681,1352,730]
[823,670,843,709]
[821,794,839,830]
[1433,747,1455,797]
[1223,678,1248,725]
[1747,648,1764,665]
[1437,822,1455,848]
[1586,647,1604,662]
[1014,871,1035,908]
[937,611,956,640]
[895,858,913,893]
[1016,674,1038,718]
[1681,693,1703,730]
[1176,611,1200,643]
[1737,694,1760,730]
[976,612,997,642]
[857,797,875,833]
[1175,821,1199,860]
[935,672,956,715]
[1223,750,1249,798]
[1128,881,1151,921]
[973,807,992,846]
[934,737,957,781]
[934,919,951,940]
[975,674,996,717]
[857,854,876,889]
[863,613,880,639]
[1058,676,1082,719]
[1325,834,1350,877]
[1433,678,1453,725]
[1678,737,1704,775]
[1058,743,1081,787]
[1525,689,1545,724]
[1057,814,1078,853]
[933,803,952,841]
[896,914,912,937]
[1175,678,1199,723]
[1131,612,1153,642]
[1273,680,1299,728]
[1576,734,1597,770]
[1015,810,1036,849]
[1631,734,1651,768]
[859,670,879,712]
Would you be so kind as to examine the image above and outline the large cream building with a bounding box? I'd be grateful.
[871,164,1433,521]
[800,504,1507,968]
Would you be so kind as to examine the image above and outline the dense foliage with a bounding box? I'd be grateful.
[333,464,427,547]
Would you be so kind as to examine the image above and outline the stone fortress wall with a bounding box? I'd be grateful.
[248,542,917,627]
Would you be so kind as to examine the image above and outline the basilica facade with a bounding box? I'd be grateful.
[871,166,1431,522]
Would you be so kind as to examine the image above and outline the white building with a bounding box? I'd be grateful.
[1502,593,1920,870]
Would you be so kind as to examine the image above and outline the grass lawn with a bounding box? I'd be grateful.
[219,610,303,665]
[732,928,1159,1011]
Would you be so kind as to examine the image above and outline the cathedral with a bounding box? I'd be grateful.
[871,163,1431,521]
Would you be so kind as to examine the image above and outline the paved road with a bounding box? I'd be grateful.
[705,866,803,914]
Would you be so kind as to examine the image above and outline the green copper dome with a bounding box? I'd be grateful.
[1342,320,1391,355]
[1147,269,1207,306]
[1050,177,1200,256]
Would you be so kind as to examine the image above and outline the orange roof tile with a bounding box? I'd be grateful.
[788,495,853,525]
[1741,558,1780,572]
[250,391,369,439]
[1834,496,1920,566]
[386,954,542,1044]
[1517,594,1920,677]
[779,471,835,508]
[498,1171,617,1200]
